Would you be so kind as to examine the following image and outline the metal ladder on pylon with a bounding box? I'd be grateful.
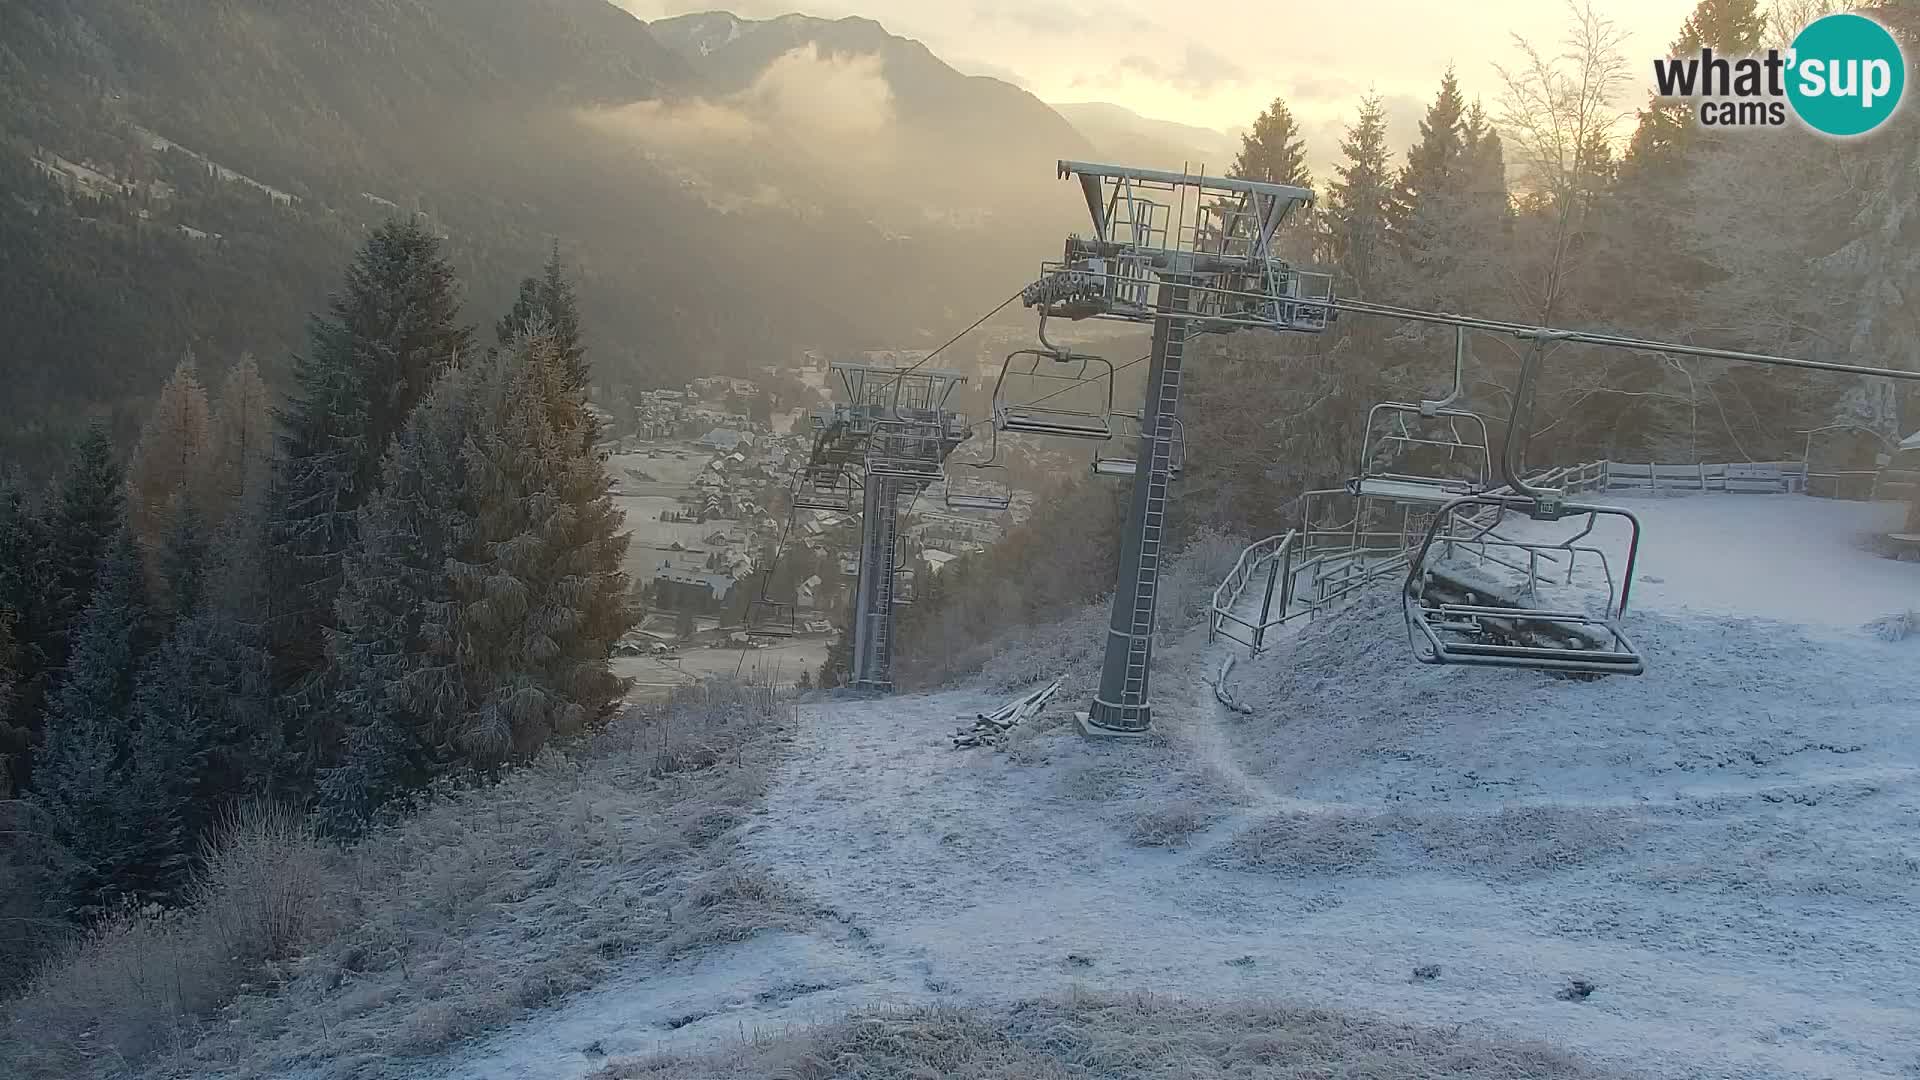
[1120,324,1183,705]
[871,486,897,685]
[852,474,900,691]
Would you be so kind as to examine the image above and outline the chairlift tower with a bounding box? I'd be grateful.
[800,363,971,691]
[1023,161,1333,736]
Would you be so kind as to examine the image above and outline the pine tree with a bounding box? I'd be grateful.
[1460,102,1512,230]
[32,529,148,916]
[40,425,124,672]
[200,353,273,524]
[154,502,209,626]
[1391,73,1498,315]
[1326,94,1395,299]
[1230,97,1312,188]
[449,328,632,762]
[1625,0,1769,173]
[12,425,125,793]
[126,350,211,564]
[0,472,40,793]
[0,611,18,795]
[498,243,588,399]
[268,220,472,781]
[1391,68,1467,239]
[319,328,633,832]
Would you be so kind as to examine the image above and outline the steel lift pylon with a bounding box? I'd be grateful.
[802,363,971,692]
[1020,161,1334,737]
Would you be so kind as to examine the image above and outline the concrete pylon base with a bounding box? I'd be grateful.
[1074,710,1156,740]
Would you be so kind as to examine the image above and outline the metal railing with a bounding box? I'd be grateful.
[1208,528,1417,652]
[1210,463,1596,653]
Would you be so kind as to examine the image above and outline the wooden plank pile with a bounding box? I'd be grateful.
[952,677,1064,748]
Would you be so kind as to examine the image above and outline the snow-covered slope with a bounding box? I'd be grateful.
[432,493,1920,1080]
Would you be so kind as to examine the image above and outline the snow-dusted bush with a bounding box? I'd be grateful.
[977,601,1108,693]
[2,803,340,1077]
[1154,527,1247,644]
[1,678,793,1079]
[1864,610,1920,642]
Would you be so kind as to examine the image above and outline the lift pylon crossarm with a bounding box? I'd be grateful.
[1032,161,1335,337]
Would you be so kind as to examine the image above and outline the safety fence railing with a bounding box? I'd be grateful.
[1210,452,1904,654]
[1209,517,1498,652]
[1210,463,1604,653]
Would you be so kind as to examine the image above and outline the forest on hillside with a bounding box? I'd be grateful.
[0,0,1074,473]
[0,224,636,1015]
[0,0,1915,1068]
[895,0,1920,678]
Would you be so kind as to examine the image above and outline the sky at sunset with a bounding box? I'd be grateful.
[620,1,1717,167]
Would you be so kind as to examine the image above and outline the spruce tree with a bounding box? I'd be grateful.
[39,424,124,674]
[1390,68,1467,240]
[12,425,123,792]
[498,243,588,399]
[451,328,631,761]
[1327,94,1395,299]
[1625,0,1769,173]
[268,220,472,781]
[320,327,632,832]
[318,351,480,831]
[32,529,148,917]
[1230,97,1312,188]
[0,472,40,793]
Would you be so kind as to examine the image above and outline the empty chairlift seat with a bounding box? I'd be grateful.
[1345,401,1493,505]
[793,466,856,512]
[1092,415,1185,479]
[993,348,1117,440]
[946,462,1012,511]
[747,598,798,638]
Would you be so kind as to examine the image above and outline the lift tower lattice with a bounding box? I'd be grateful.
[1021,161,1333,736]
[797,363,972,691]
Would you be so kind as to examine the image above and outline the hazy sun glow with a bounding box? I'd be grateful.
[621,1,1704,168]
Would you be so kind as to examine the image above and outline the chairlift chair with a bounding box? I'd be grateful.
[1401,331,1647,676]
[1091,415,1185,480]
[1347,327,1494,505]
[792,466,855,512]
[945,428,1013,511]
[992,318,1117,440]
[747,597,798,639]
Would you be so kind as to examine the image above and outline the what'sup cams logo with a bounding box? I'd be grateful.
[1652,12,1906,136]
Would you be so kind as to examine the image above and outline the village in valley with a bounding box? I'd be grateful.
[596,349,1039,696]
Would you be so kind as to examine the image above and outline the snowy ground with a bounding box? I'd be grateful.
[434,493,1920,1080]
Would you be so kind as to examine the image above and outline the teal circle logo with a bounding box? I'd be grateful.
[1787,13,1905,137]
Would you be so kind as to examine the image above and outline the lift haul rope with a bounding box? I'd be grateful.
[1328,297,1920,384]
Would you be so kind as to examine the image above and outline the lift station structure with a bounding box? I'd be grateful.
[1017,161,1334,737]
[796,363,972,691]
